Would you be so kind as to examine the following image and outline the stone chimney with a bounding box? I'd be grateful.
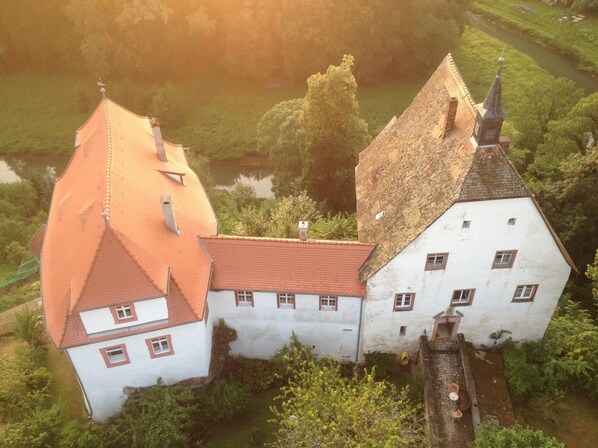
[160,195,180,235]
[499,136,510,152]
[298,221,309,241]
[442,97,459,138]
[150,118,168,162]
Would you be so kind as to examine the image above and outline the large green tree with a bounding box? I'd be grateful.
[469,421,564,448]
[271,353,425,447]
[300,55,371,212]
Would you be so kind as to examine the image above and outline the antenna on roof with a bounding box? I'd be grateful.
[497,50,505,78]
[97,78,107,99]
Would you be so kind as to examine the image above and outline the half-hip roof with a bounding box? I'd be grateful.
[355,54,574,280]
[41,99,217,348]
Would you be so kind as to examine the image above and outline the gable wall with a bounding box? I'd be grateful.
[362,197,571,357]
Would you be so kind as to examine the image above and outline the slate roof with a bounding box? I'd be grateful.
[355,54,573,280]
[41,99,217,349]
[202,236,375,297]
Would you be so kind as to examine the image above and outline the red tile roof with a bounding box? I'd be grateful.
[202,236,375,297]
[42,99,217,349]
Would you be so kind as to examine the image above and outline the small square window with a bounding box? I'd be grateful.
[100,344,130,368]
[235,291,254,307]
[277,292,295,309]
[425,253,448,271]
[393,293,415,311]
[146,335,174,358]
[320,295,338,311]
[508,218,516,225]
[492,250,517,269]
[462,220,471,228]
[399,326,407,337]
[451,289,475,306]
[513,284,538,302]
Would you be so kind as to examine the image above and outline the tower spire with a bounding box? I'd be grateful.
[472,54,506,147]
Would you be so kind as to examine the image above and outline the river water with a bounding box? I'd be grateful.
[1,17,596,191]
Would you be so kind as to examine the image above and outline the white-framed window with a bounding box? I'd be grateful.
[492,250,517,269]
[115,305,133,320]
[425,253,448,271]
[451,289,475,306]
[513,284,538,302]
[235,290,254,307]
[100,344,130,368]
[320,295,338,311]
[393,293,415,311]
[277,292,295,309]
[146,335,174,358]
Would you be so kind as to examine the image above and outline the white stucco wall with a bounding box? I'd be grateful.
[209,291,363,361]
[79,297,168,335]
[67,321,210,422]
[362,197,571,357]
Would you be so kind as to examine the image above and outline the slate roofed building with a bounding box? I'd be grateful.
[40,54,573,422]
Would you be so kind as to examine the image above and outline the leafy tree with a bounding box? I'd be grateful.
[108,380,199,448]
[199,380,250,423]
[469,421,564,448]
[587,249,598,309]
[0,404,65,448]
[311,213,358,241]
[14,307,45,349]
[513,77,583,168]
[265,192,322,238]
[271,352,425,447]
[257,99,305,198]
[300,55,371,212]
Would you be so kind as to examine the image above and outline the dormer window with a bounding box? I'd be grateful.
[160,171,185,185]
[110,304,138,324]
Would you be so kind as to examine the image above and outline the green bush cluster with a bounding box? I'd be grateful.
[364,351,398,380]
[199,379,251,423]
[226,356,278,392]
[469,421,564,448]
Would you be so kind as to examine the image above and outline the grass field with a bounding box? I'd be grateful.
[474,0,598,75]
[0,26,553,161]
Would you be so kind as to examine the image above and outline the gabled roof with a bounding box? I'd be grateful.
[202,236,375,297]
[41,99,217,348]
[355,54,574,280]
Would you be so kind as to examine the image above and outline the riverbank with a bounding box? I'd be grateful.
[474,0,598,76]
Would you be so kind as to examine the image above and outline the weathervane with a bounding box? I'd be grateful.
[97,78,107,99]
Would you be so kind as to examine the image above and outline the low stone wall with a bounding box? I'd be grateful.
[418,335,441,448]
[457,333,482,434]
[0,299,41,336]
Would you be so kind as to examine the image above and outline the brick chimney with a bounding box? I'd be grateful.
[298,221,309,241]
[160,195,180,235]
[442,97,459,138]
[499,136,511,152]
[150,118,168,162]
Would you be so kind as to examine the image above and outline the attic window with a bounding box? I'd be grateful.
[508,218,516,225]
[462,220,471,229]
[375,211,385,220]
[161,171,185,185]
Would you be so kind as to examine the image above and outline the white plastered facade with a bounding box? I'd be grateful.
[361,197,571,358]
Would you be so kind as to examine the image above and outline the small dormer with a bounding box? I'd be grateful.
[473,55,506,147]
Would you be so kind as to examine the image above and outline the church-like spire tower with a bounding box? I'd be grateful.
[472,55,506,147]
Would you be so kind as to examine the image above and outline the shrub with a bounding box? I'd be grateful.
[364,351,398,380]
[469,421,564,448]
[270,333,314,381]
[227,357,277,391]
[199,380,250,423]
[13,307,44,349]
[5,241,30,265]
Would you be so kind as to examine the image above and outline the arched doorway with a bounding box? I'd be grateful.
[431,309,463,341]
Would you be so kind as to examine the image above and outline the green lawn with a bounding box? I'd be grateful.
[474,0,598,74]
[0,25,555,161]
[204,387,280,447]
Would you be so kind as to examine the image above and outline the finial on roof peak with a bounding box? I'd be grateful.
[97,78,107,99]
[497,51,505,78]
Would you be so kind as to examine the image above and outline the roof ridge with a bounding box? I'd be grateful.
[446,53,476,108]
[103,101,113,219]
[205,235,376,246]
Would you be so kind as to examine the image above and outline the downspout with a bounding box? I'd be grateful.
[355,296,365,363]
